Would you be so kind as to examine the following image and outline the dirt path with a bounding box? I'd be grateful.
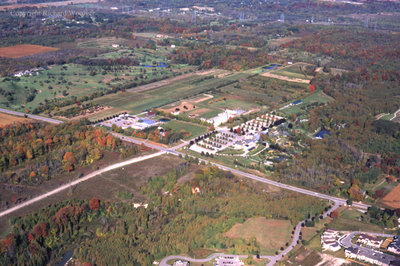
[261,72,310,84]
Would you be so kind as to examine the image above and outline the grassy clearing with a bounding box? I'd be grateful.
[274,64,314,80]
[208,98,258,110]
[0,113,32,126]
[162,120,208,139]
[224,217,292,255]
[0,62,174,112]
[329,207,385,233]
[280,90,333,116]
[218,148,245,155]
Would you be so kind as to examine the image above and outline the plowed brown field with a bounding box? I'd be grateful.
[0,44,58,58]
[382,184,400,208]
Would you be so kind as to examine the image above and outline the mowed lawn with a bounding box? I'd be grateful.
[163,120,208,139]
[224,217,292,255]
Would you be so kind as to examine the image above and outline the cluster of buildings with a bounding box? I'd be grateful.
[191,112,292,160]
[14,67,47,77]
[190,131,239,155]
[321,229,341,252]
[204,109,245,127]
[388,236,400,255]
[100,113,159,130]
[232,113,284,135]
[172,255,245,266]
[214,255,245,266]
[345,247,396,266]
[357,234,384,249]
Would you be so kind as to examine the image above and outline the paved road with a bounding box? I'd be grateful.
[165,150,370,210]
[160,253,248,266]
[0,108,64,124]
[264,201,342,265]
[0,109,373,265]
[159,202,342,266]
[390,109,400,121]
[0,108,371,209]
[0,151,165,218]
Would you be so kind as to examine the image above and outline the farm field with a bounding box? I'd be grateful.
[382,183,400,209]
[0,44,58,58]
[0,0,98,10]
[90,73,254,118]
[224,217,292,255]
[218,74,309,108]
[0,112,32,126]
[162,120,208,139]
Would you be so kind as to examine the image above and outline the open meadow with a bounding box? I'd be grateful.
[0,112,32,126]
[224,217,292,255]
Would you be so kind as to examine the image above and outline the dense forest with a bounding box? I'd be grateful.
[0,120,139,186]
[277,28,400,202]
[170,44,273,71]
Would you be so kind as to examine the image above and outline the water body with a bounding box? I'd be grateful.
[141,62,167,68]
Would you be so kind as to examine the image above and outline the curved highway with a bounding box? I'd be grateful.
[0,108,64,124]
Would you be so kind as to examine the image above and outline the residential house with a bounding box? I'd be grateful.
[321,229,341,252]
[357,234,383,249]
[345,247,396,266]
[174,260,189,266]
[388,237,400,255]
[214,256,245,266]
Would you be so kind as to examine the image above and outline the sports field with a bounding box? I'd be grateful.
[0,44,58,58]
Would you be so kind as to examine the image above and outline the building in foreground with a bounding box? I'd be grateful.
[321,229,341,252]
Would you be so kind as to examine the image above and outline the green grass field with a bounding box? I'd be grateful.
[218,148,245,155]
[274,64,314,80]
[224,217,292,255]
[0,61,175,112]
[329,207,385,233]
[162,120,208,139]
[281,90,333,116]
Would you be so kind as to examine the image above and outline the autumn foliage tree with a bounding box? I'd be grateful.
[330,210,340,219]
[89,198,100,211]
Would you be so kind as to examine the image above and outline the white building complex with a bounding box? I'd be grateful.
[321,229,341,252]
